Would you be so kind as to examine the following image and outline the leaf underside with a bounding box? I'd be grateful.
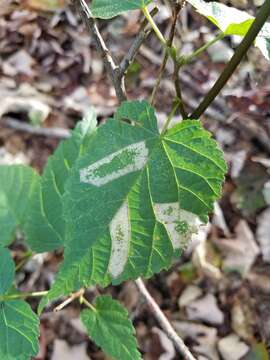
[187,0,270,60]
[91,0,152,19]
[81,295,141,360]
[39,100,226,312]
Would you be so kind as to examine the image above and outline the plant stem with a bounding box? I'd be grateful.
[191,0,270,119]
[54,289,85,312]
[173,63,188,118]
[119,7,159,77]
[180,32,225,65]
[142,6,167,46]
[74,0,126,102]
[1,291,48,301]
[81,296,97,312]
[150,1,183,105]
[161,98,180,134]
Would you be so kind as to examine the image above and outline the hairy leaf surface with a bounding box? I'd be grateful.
[25,110,97,252]
[81,295,141,360]
[0,247,15,295]
[39,101,226,312]
[0,300,40,360]
[91,0,152,19]
[187,0,270,60]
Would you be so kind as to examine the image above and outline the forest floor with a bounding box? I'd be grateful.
[1,1,270,359]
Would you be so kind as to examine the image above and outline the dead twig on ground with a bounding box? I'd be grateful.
[135,278,196,360]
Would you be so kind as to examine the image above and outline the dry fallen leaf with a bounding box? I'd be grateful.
[0,148,29,165]
[231,294,254,342]
[23,0,66,11]
[178,285,203,308]
[213,202,231,237]
[215,220,260,277]
[3,50,35,77]
[218,334,249,360]
[173,321,219,360]
[229,150,247,179]
[51,340,90,360]
[186,293,224,325]
[192,227,222,281]
[230,0,248,9]
[0,84,51,123]
[256,208,270,263]
[152,327,175,360]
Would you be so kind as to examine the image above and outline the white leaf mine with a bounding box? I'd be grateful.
[108,201,130,278]
[154,202,201,249]
[80,141,148,187]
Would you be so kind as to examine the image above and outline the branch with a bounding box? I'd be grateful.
[173,63,188,118]
[191,0,270,119]
[54,289,85,312]
[74,0,126,102]
[151,1,184,105]
[135,278,196,360]
[119,30,151,77]
[119,7,158,77]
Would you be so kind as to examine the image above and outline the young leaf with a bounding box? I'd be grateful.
[0,165,39,247]
[39,101,226,312]
[0,300,40,360]
[0,247,15,295]
[24,110,97,252]
[91,0,152,19]
[81,295,141,360]
[187,0,270,60]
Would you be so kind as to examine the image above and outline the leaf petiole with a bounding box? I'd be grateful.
[161,98,181,134]
[178,32,226,65]
[142,6,167,46]
[81,296,97,312]
[1,291,48,301]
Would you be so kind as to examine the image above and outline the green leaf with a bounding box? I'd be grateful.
[0,248,15,295]
[187,0,270,60]
[24,110,97,252]
[187,0,253,36]
[81,295,141,360]
[91,0,152,19]
[245,343,269,360]
[0,300,40,360]
[0,165,39,247]
[39,101,226,312]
